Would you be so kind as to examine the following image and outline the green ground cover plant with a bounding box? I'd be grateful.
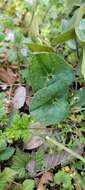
[0,0,85,189]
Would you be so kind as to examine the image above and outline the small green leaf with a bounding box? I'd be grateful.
[4,18,14,28]
[52,28,75,45]
[54,170,65,185]
[54,170,72,189]
[14,30,24,43]
[7,49,17,63]
[35,147,44,171]
[28,43,54,52]
[0,32,5,42]
[0,168,17,190]
[71,88,85,110]
[23,179,35,190]
[0,138,7,151]
[11,149,29,179]
[0,147,15,161]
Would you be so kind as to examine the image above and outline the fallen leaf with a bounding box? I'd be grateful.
[26,145,84,177]
[12,86,26,109]
[7,68,17,83]
[24,136,44,150]
[29,122,48,136]
[44,145,84,169]
[0,68,16,84]
[37,172,53,190]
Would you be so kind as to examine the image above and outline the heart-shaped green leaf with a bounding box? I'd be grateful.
[30,99,69,126]
[30,80,68,112]
[28,53,74,92]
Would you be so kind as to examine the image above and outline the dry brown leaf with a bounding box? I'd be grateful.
[0,68,16,84]
[29,122,48,136]
[37,172,53,190]
[44,145,84,169]
[7,68,17,83]
[12,86,26,109]
[26,145,84,177]
[24,136,44,150]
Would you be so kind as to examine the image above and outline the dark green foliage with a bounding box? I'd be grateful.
[35,147,44,171]
[7,49,17,63]
[54,170,73,189]
[0,136,7,151]
[28,52,74,125]
[12,179,35,190]
[30,99,69,126]
[0,147,15,161]
[11,149,29,179]
[28,53,74,92]
[0,168,16,190]
[30,80,68,110]
[22,179,35,190]
[0,135,14,161]
[0,1,85,190]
